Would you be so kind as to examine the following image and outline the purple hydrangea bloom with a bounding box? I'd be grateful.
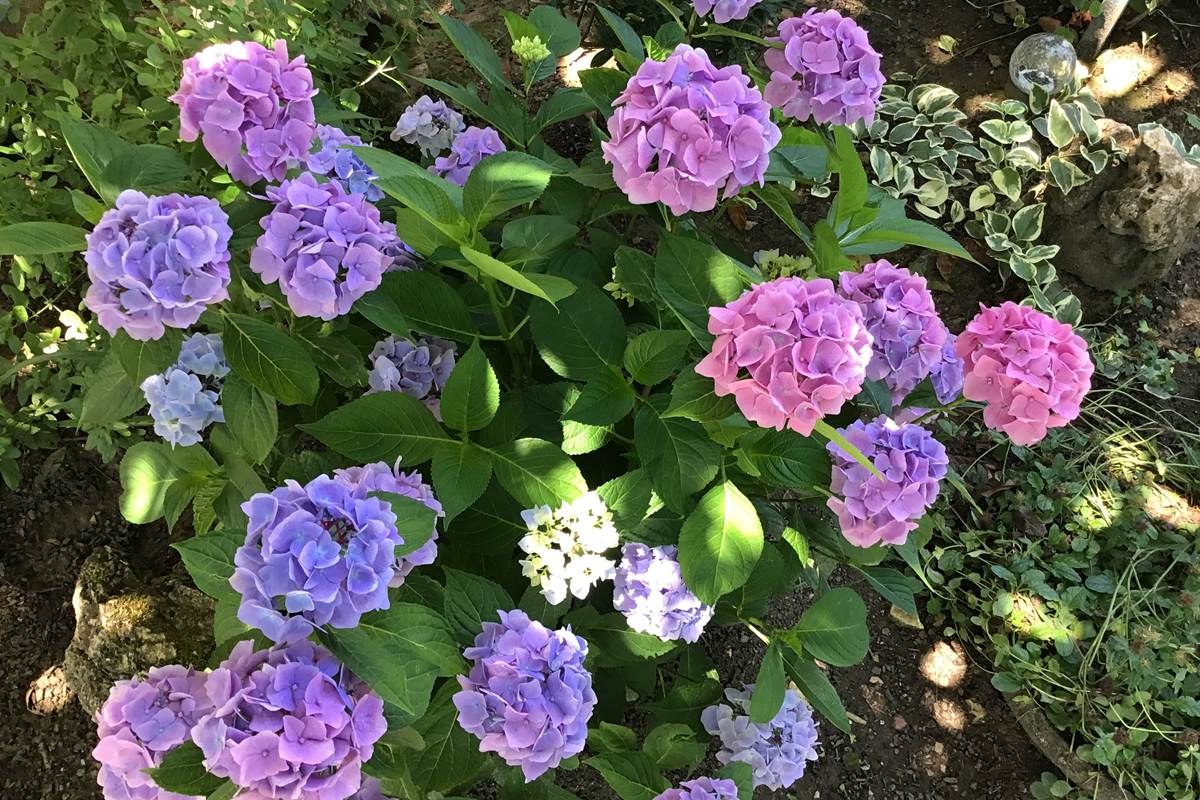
[141,333,230,447]
[930,333,964,404]
[655,777,740,800]
[701,685,819,791]
[692,0,761,24]
[333,460,441,582]
[837,260,952,405]
[171,40,317,185]
[92,665,214,800]
[613,543,713,643]
[602,44,781,216]
[453,609,596,782]
[232,464,440,643]
[826,415,947,547]
[430,126,506,186]
[85,190,232,341]
[307,125,383,201]
[764,9,885,127]
[349,778,391,800]
[391,95,466,157]
[250,172,406,320]
[192,640,386,800]
[366,335,457,420]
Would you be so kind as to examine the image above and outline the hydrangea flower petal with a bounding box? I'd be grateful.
[430,126,505,186]
[307,125,384,201]
[141,333,229,447]
[692,0,761,24]
[613,543,713,642]
[701,684,819,791]
[366,335,457,420]
[390,95,465,157]
[655,777,740,800]
[518,492,618,605]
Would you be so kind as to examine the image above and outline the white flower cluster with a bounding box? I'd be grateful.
[518,492,618,605]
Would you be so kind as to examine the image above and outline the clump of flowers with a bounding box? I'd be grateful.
[696,277,873,435]
[602,44,781,215]
[956,301,1094,445]
[431,126,506,186]
[826,415,947,547]
[171,40,317,185]
[655,777,740,800]
[692,0,761,24]
[250,172,407,320]
[702,685,820,791]
[232,466,423,643]
[92,665,214,800]
[512,35,550,64]
[930,334,964,404]
[754,249,816,282]
[192,640,385,800]
[141,333,230,448]
[85,190,232,341]
[366,335,457,419]
[307,125,383,201]
[613,543,713,643]
[837,260,952,404]
[333,460,442,582]
[518,492,618,605]
[390,95,465,157]
[764,8,885,127]
[453,609,596,781]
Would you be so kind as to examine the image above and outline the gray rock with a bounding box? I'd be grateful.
[62,547,215,715]
[1045,123,1200,290]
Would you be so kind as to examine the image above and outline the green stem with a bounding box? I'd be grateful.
[483,278,526,385]
[685,11,698,41]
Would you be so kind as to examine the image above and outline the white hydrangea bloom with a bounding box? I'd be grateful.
[518,492,618,604]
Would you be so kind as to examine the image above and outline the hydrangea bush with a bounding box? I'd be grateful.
[0,5,1099,799]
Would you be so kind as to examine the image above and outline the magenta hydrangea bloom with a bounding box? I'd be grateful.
[702,685,819,790]
[232,463,438,643]
[764,9,885,126]
[171,40,316,185]
[453,609,596,782]
[250,172,405,320]
[430,126,506,186]
[837,260,951,404]
[655,777,740,800]
[92,665,214,800]
[85,190,231,341]
[696,277,873,435]
[192,640,385,800]
[692,0,761,23]
[826,415,947,547]
[613,543,713,643]
[602,44,781,215]
[956,302,1093,446]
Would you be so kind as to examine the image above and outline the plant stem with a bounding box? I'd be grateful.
[483,278,527,385]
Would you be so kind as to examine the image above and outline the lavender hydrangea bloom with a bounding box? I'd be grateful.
[613,544,713,643]
[430,126,506,186]
[692,0,761,24]
[349,778,391,800]
[171,40,317,185]
[701,685,819,791]
[92,665,214,800]
[837,260,952,404]
[251,172,405,320]
[765,9,885,127]
[307,125,383,201]
[826,415,947,547]
[930,333,964,404]
[655,777,740,800]
[391,95,466,156]
[192,640,386,800]
[85,190,232,341]
[453,610,596,781]
[232,466,427,643]
[366,335,457,419]
[141,333,229,447]
[602,44,781,216]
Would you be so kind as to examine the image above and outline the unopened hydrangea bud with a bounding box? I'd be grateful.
[366,335,457,420]
[692,0,761,24]
[655,777,740,800]
[702,685,819,790]
[513,35,550,64]
[454,610,596,781]
[754,249,816,281]
[518,492,618,604]
[307,125,383,201]
[614,543,713,642]
[957,301,1093,445]
[390,95,466,157]
[141,333,229,448]
[431,126,506,186]
[85,191,232,341]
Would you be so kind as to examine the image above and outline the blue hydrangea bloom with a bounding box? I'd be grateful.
[390,95,465,157]
[366,335,456,419]
[140,333,229,448]
[702,685,819,790]
[613,543,713,643]
[307,125,384,201]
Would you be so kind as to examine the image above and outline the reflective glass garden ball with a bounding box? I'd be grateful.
[1009,33,1078,95]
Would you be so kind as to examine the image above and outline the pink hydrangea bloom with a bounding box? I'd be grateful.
[692,0,761,24]
[171,40,317,185]
[602,44,781,215]
[764,9,885,126]
[696,277,873,435]
[956,302,1094,446]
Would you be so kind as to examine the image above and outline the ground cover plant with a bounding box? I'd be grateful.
[1,1,1156,798]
